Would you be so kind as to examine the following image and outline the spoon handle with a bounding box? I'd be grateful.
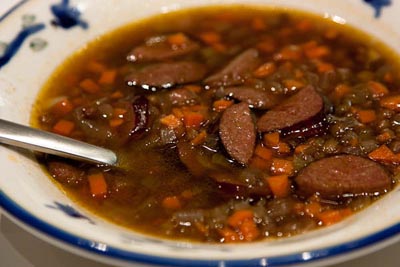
[0,118,117,166]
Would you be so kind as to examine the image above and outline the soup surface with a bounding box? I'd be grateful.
[33,6,400,243]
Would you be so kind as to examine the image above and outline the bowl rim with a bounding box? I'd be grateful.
[1,0,400,266]
[1,191,399,267]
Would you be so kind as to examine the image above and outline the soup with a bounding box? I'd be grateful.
[32,6,400,243]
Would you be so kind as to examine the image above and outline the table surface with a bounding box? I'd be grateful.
[0,0,399,266]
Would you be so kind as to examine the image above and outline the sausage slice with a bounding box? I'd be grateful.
[257,85,326,138]
[219,102,256,165]
[126,61,207,90]
[127,34,199,63]
[224,86,281,109]
[295,155,392,199]
[204,48,260,87]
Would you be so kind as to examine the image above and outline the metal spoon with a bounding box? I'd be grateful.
[0,118,117,166]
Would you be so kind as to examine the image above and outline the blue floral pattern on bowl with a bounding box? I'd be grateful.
[0,0,88,69]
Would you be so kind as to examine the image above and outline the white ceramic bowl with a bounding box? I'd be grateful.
[1,1,399,266]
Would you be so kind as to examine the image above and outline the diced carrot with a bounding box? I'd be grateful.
[263,132,280,147]
[331,84,351,100]
[274,46,302,61]
[167,32,189,46]
[199,31,221,44]
[88,173,108,197]
[368,81,389,98]
[266,175,290,198]
[368,144,400,164]
[109,118,124,127]
[227,210,254,228]
[376,131,393,143]
[283,79,305,90]
[355,109,377,124]
[191,130,207,146]
[256,40,276,53]
[278,27,293,38]
[110,90,124,99]
[86,60,106,73]
[383,72,394,83]
[271,158,294,176]
[304,202,322,217]
[65,74,79,87]
[162,196,182,210]
[275,142,291,154]
[294,69,304,79]
[253,62,276,78]
[98,69,117,85]
[317,209,352,226]
[51,98,74,115]
[79,78,100,94]
[183,112,204,129]
[324,28,338,39]
[380,95,400,111]
[249,156,270,170]
[72,97,83,106]
[296,19,313,31]
[315,60,334,73]
[305,45,331,59]
[251,17,266,31]
[294,144,310,154]
[213,99,234,112]
[183,85,202,93]
[212,42,228,52]
[218,227,240,243]
[52,120,75,136]
[181,189,194,199]
[172,108,184,119]
[160,114,182,129]
[239,218,260,241]
[254,145,273,161]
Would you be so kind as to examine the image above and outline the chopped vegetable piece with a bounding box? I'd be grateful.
[183,112,204,129]
[253,62,276,78]
[380,95,400,111]
[317,209,352,226]
[51,99,74,115]
[266,175,290,198]
[160,114,183,129]
[254,145,273,161]
[213,99,234,112]
[88,173,108,197]
[263,132,280,147]
[368,145,400,164]
[162,196,182,210]
[99,69,117,85]
[368,81,389,98]
[79,78,100,94]
[271,158,294,176]
[355,109,376,123]
[52,120,75,136]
